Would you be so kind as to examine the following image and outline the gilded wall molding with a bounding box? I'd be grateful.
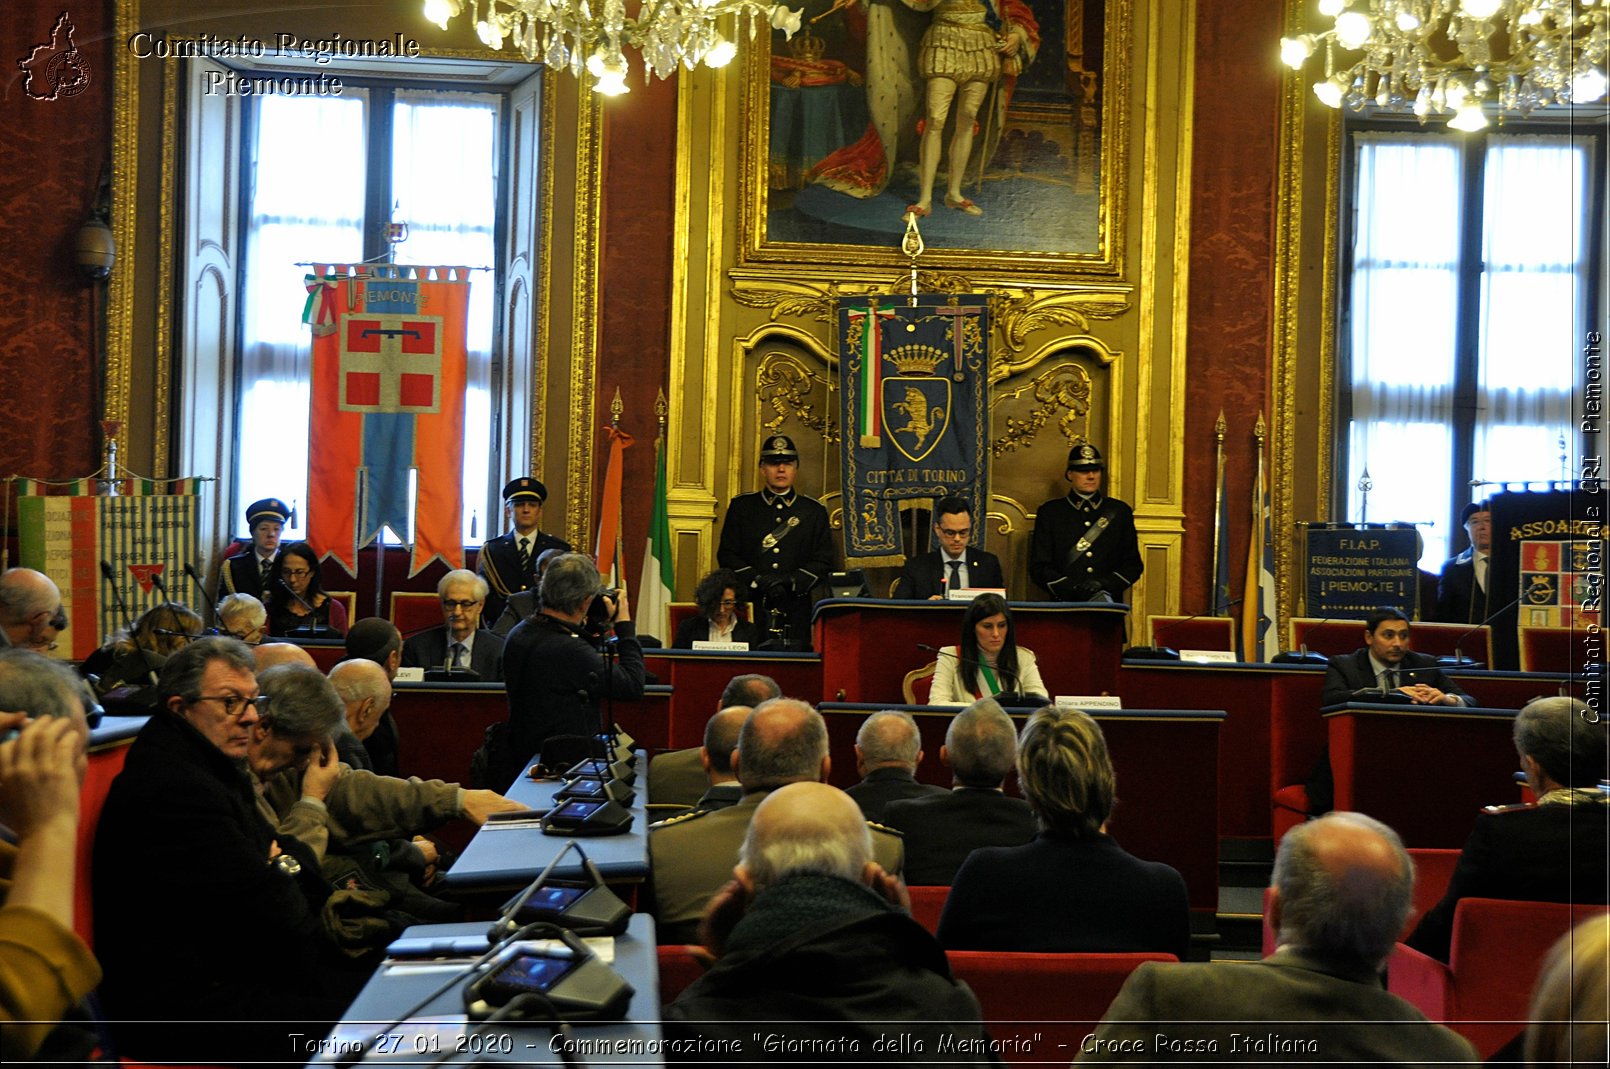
[533,67,559,480]
[153,56,178,474]
[105,0,140,442]
[563,92,605,550]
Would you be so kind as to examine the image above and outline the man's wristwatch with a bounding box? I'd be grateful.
[270,853,302,876]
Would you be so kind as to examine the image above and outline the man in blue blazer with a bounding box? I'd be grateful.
[893,495,1005,599]
[401,569,504,680]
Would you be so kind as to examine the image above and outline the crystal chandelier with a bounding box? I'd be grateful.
[423,0,803,96]
[1280,0,1609,131]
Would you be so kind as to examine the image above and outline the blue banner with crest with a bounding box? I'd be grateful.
[837,294,990,565]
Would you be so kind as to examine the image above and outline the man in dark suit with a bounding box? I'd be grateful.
[1434,500,1491,624]
[844,710,946,822]
[216,497,289,602]
[893,495,1005,599]
[1083,811,1477,1064]
[648,673,781,807]
[882,697,1036,885]
[1308,608,1475,813]
[1028,443,1143,602]
[1406,696,1609,962]
[401,568,504,680]
[477,477,570,626]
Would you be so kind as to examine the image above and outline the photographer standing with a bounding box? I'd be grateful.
[494,554,644,786]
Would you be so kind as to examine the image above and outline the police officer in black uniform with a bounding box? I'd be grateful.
[477,477,571,626]
[716,434,833,650]
[217,498,291,603]
[1028,443,1143,601]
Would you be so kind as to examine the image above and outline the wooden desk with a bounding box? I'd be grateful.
[817,702,1224,915]
[1118,660,1325,841]
[390,684,671,787]
[1327,703,1520,847]
[441,760,650,892]
[1445,668,1586,711]
[315,915,661,1063]
[641,650,821,748]
[813,598,1129,706]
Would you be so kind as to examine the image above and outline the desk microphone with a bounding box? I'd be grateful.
[1274,611,1340,665]
[99,560,161,687]
[277,579,326,636]
[1445,579,1546,667]
[181,562,213,622]
[1124,598,1241,661]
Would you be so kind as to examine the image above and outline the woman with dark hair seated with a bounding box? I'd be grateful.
[937,707,1190,958]
[80,601,204,698]
[673,568,759,648]
[266,542,347,636]
[928,592,1047,704]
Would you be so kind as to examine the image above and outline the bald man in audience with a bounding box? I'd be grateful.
[648,698,903,944]
[882,697,1036,885]
[648,672,781,806]
[328,658,392,769]
[1081,812,1476,1063]
[0,568,67,653]
[343,617,404,775]
[253,641,317,671]
[684,705,752,814]
[664,782,994,1059]
[845,709,947,822]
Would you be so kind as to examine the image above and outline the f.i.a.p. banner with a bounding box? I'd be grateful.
[836,294,990,566]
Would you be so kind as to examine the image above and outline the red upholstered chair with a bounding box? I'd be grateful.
[1388,897,1610,1059]
[902,662,937,705]
[906,884,949,934]
[389,591,442,639]
[75,734,136,949]
[666,602,698,640]
[1402,621,1491,664]
[945,950,1177,1065]
[1259,848,1463,957]
[1518,626,1576,672]
[1147,614,1236,652]
[656,944,707,1008]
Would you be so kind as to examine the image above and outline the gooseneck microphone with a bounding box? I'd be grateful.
[1446,579,1546,667]
[99,560,161,687]
[1124,598,1243,661]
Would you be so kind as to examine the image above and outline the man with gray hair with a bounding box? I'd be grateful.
[1082,811,1475,1063]
[0,567,67,653]
[494,553,643,786]
[883,696,1036,885]
[94,637,365,1060]
[664,782,995,1059]
[1407,694,1608,962]
[845,709,946,821]
[328,658,392,769]
[648,672,781,807]
[648,698,904,944]
[402,568,504,679]
[344,616,404,775]
[214,592,267,645]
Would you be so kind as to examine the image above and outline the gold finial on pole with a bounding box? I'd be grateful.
[609,386,624,429]
[1214,409,1226,443]
[901,211,925,306]
[654,387,668,436]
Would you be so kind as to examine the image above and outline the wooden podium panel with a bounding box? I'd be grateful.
[642,650,822,748]
[1328,704,1519,847]
[818,702,1224,914]
[1119,661,1326,840]
[813,598,1128,706]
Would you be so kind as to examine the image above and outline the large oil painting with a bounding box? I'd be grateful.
[755,0,1112,260]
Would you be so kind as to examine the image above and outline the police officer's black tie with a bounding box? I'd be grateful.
[518,536,532,572]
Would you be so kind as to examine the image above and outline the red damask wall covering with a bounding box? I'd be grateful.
[0,0,110,490]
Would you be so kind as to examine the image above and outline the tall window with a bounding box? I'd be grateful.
[235,88,500,546]
[1340,128,1599,568]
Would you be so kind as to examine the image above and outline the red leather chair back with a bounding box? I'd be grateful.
[906,884,949,934]
[656,944,707,1008]
[75,734,136,949]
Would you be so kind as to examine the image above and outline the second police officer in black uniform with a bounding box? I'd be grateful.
[716,434,833,650]
[1028,443,1143,602]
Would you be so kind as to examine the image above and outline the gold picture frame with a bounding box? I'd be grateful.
[739,0,1130,275]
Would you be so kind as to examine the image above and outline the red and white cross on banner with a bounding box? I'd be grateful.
[339,314,445,413]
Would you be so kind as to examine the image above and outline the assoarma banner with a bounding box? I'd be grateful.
[1489,485,1606,670]
[1303,525,1422,620]
[837,294,990,565]
[17,494,200,661]
[304,265,470,576]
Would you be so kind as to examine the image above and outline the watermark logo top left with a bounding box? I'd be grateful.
[17,11,90,101]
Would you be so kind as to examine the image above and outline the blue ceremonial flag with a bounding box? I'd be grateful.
[836,294,990,566]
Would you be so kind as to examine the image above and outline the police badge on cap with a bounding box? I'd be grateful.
[245,498,291,529]
[1067,443,1105,472]
[760,434,800,463]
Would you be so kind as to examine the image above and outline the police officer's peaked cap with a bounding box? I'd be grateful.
[503,477,548,504]
[1460,500,1491,525]
[760,434,800,463]
[246,498,290,528]
[1066,443,1105,472]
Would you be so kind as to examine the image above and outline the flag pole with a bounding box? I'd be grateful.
[1211,410,1226,612]
[610,388,625,586]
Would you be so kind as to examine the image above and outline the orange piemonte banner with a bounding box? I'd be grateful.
[303,265,470,576]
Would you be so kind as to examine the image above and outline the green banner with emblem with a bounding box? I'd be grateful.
[837,294,990,565]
